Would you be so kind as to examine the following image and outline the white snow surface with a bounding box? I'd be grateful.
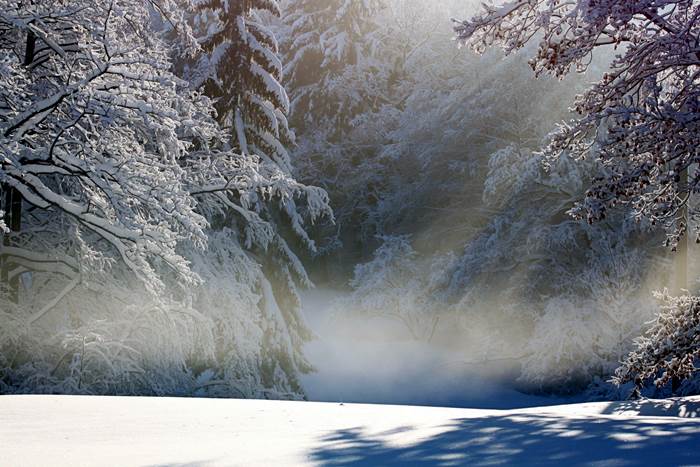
[1,394,700,466]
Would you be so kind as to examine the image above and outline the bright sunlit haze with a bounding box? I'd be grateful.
[1,0,700,465]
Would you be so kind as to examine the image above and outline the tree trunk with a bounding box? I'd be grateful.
[2,186,22,302]
[1,30,34,303]
[674,166,689,295]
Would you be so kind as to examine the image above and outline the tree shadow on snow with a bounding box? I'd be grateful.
[310,413,700,466]
[146,462,213,467]
[600,397,700,419]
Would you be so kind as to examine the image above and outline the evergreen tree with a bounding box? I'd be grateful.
[282,0,386,137]
[193,0,293,171]
[187,0,333,393]
[277,0,396,275]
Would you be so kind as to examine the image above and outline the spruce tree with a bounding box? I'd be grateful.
[194,0,294,171]
[190,1,332,395]
[283,0,386,136]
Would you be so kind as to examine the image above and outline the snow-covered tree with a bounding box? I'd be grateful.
[441,146,667,392]
[614,293,700,398]
[283,1,591,262]
[454,0,700,246]
[0,0,330,398]
[273,0,394,275]
[282,0,386,136]
[190,0,294,171]
[0,0,209,295]
[335,236,454,341]
[185,1,334,389]
[454,0,700,391]
[324,10,668,383]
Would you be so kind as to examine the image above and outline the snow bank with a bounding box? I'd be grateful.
[1,395,699,466]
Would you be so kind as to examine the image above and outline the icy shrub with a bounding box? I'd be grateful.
[615,293,700,398]
[336,236,454,341]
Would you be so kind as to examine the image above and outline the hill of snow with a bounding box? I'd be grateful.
[1,395,699,466]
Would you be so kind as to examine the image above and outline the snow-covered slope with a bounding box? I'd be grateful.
[1,395,699,466]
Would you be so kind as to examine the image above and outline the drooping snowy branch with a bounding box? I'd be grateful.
[0,0,217,292]
[455,0,700,245]
[614,292,700,397]
[0,0,331,398]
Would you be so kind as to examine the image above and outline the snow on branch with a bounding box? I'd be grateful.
[455,0,700,245]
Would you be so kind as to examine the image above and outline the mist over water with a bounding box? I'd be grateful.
[299,289,576,409]
[278,0,675,404]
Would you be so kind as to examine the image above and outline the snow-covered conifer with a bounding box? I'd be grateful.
[192,0,294,171]
[282,0,386,136]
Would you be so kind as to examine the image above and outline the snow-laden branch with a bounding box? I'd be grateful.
[455,0,700,244]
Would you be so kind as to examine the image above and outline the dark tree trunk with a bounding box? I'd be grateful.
[24,30,36,66]
[2,186,22,303]
[1,30,34,302]
[675,167,688,295]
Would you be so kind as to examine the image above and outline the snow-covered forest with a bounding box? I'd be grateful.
[1,0,700,407]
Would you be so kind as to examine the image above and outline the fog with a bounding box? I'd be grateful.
[0,0,687,404]
[287,0,675,404]
[298,288,589,408]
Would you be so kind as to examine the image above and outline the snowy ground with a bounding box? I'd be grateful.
[3,291,699,466]
[2,394,700,466]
